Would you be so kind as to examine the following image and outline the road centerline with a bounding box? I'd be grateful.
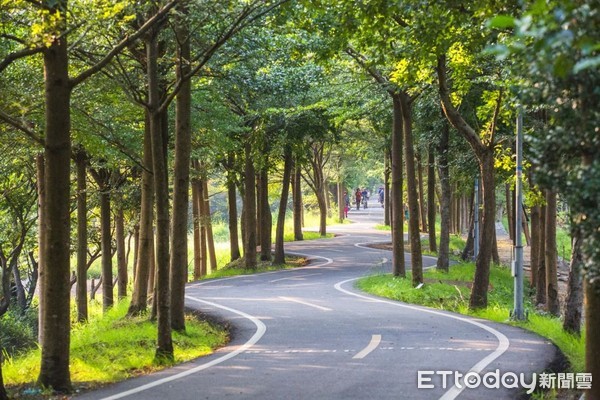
[353,334,382,359]
[278,296,333,311]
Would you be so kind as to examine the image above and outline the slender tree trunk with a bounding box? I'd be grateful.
[227,153,241,262]
[274,147,293,265]
[256,174,262,247]
[244,140,257,269]
[116,204,127,299]
[437,117,451,271]
[400,93,422,285]
[98,175,113,311]
[146,33,173,362]
[391,94,405,277]
[384,149,391,226]
[585,277,600,400]
[203,179,217,273]
[563,224,583,334]
[337,181,344,221]
[506,183,514,242]
[545,190,560,316]
[427,145,437,252]
[169,15,191,332]
[292,161,303,241]
[192,176,202,279]
[492,226,500,265]
[133,223,139,281]
[75,151,88,322]
[259,168,272,260]
[469,150,496,309]
[530,204,541,287]
[416,151,427,233]
[38,9,72,389]
[536,203,547,305]
[128,112,154,316]
[36,153,46,344]
[461,200,475,261]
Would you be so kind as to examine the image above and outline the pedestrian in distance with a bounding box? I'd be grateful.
[355,188,362,210]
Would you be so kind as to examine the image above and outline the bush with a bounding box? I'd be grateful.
[0,307,38,357]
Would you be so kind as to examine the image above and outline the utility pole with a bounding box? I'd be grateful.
[512,109,525,320]
[474,176,479,260]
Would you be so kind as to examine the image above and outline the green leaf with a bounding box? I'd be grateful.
[573,56,600,74]
[487,15,515,29]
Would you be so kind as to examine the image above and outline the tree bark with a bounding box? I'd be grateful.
[399,93,422,285]
[146,33,173,362]
[416,151,427,233]
[202,178,217,273]
[529,204,540,288]
[427,145,437,253]
[292,161,303,241]
[116,204,127,299]
[274,147,293,265]
[259,167,272,261]
[506,183,514,242]
[192,175,202,279]
[99,173,113,311]
[437,117,451,271]
[563,224,583,334]
[38,5,72,389]
[227,153,241,262]
[128,111,154,316]
[390,94,405,277]
[384,149,391,226]
[36,153,46,344]
[545,190,560,316]
[243,140,257,268]
[536,203,547,305]
[169,13,191,332]
[75,151,88,321]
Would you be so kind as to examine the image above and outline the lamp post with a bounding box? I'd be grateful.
[512,109,525,320]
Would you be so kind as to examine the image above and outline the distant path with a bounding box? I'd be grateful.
[78,201,559,400]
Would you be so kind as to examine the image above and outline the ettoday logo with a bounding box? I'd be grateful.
[417,370,593,394]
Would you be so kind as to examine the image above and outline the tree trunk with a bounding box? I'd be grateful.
[536,203,547,305]
[492,226,500,265]
[292,161,303,241]
[585,277,600,400]
[436,117,451,271]
[132,224,139,281]
[36,153,46,344]
[427,145,437,253]
[202,178,217,273]
[95,171,113,312]
[384,149,391,226]
[390,94,405,277]
[563,224,583,334]
[38,9,72,390]
[400,93,422,285]
[192,176,202,279]
[169,16,191,332]
[529,204,540,287]
[274,147,293,265]
[128,111,154,316]
[469,150,495,309]
[545,190,560,316]
[116,204,127,299]
[75,151,88,321]
[416,151,427,233]
[337,181,344,221]
[259,168,272,261]
[506,183,514,242]
[227,153,241,262]
[146,33,173,362]
[243,140,257,269]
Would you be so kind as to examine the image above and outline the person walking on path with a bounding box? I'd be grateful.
[355,188,362,211]
[343,191,350,218]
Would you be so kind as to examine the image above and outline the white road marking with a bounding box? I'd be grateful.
[353,334,382,359]
[279,296,332,311]
[333,278,510,400]
[270,273,321,283]
[99,296,266,400]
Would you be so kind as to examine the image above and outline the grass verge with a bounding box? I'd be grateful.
[357,263,585,375]
[3,300,228,393]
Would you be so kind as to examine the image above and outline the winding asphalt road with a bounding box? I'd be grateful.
[78,202,559,400]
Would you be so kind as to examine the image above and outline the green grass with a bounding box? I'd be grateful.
[357,263,585,375]
[2,300,228,389]
[201,255,308,280]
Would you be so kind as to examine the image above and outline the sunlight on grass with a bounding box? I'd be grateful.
[3,300,228,386]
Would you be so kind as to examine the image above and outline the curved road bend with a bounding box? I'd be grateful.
[78,202,558,400]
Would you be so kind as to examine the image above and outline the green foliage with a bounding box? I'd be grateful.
[0,307,38,357]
